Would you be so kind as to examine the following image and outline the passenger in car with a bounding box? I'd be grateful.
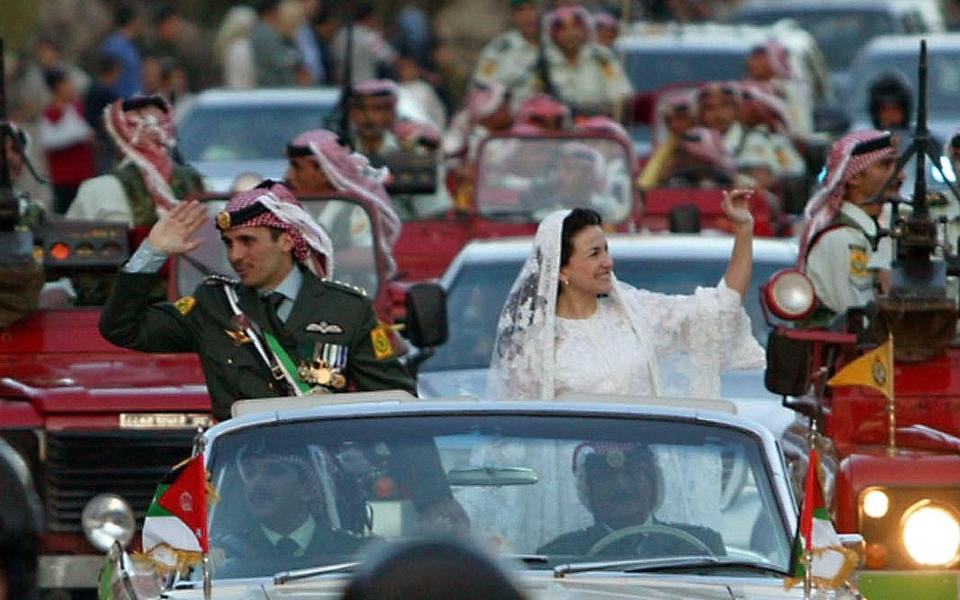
[98,181,416,420]
[285,127,402,280]
[214,439,370,561]
[489,198,762,400]
[537,443,723,557]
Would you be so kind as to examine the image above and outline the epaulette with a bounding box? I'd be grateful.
[591,46,613,66]
[494,37,512,53]
[322,278,368,297]
[203,274,240,287]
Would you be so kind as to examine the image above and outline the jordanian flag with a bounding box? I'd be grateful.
[139,455,209,575]
[786,448,858,590]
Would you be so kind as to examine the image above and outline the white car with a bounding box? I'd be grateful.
[106,391,864,599]
[177,87,431,192]
[417,234,799,435]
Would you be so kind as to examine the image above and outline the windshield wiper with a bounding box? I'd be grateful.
[503,554,550,564]
[553,555,786,578]
[273,561,360,584]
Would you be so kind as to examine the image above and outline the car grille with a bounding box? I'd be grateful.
[45,430,198,532]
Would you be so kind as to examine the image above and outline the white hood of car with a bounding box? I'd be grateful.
[165,572,834,599]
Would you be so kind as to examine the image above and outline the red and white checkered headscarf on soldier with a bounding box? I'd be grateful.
[220,182,335,278]
[546,4,595,41]
[103,96,178,210]
[799,129,896,264]
[288,129,402,270]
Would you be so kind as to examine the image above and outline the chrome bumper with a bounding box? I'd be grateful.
[38,555,103,589]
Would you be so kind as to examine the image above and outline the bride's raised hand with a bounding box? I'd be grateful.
[721,188,755,232]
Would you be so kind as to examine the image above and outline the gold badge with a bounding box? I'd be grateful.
[225,329,251,344]
[371,324,394,360]
[480,59,497,77]
[216,211,231,231]
[849,246,868,277]
[174,296,196,316]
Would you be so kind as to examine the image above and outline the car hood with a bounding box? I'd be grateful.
[165,572,826,599]
[189,158,287,193]
[418,369,795,437]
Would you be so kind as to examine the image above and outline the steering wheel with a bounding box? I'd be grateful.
[587,523,716,557]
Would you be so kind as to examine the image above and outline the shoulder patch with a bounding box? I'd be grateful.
[174,296,196,316]
[480,58,498,78]
[370,323,395,360]
[849,246,868,277]
[322,279,368,297]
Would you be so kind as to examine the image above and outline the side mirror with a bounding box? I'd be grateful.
[813,105,851,137]
[404,282,448,348]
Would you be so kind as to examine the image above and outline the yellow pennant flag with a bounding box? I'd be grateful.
[827,335,894,400]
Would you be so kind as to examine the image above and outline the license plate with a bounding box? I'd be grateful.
[118,413,213,429]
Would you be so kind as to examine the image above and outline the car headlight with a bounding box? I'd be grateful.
[862,488,890,519]
[901,500,960,566]
[82,494,136,552]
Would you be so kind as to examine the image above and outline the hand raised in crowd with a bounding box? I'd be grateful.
[721,188,756,231]
[147,200,209,255]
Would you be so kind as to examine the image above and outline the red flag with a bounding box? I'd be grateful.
[800,448,825,550]
[157,455,208,551]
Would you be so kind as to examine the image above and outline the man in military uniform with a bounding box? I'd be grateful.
[99,180,415,421]
[798,130,897,328]
[215,439,370,563]
[535,6,633,117]
[537,443,723,557]
[473,0,540,98]
[66,95,204,227]
[284,127,403,280]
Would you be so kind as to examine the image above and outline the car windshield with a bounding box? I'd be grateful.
[201,413,791,579]
[848,47,960,116]
[475,136,633,224]
[734,9,895,71]
[621,48,748,93]
[178,104,334,162]
[423,252,787,372]
[175,197,380,297]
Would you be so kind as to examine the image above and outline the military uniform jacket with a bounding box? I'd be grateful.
[539,43,633,110]
[99,269,416,420]
[803,202,879,321]
[475,30,539,92]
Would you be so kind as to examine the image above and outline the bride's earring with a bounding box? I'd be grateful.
[560,277,570,287]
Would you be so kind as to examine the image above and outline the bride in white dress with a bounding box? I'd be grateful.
[488,189,764,400]
[457,192,765,552]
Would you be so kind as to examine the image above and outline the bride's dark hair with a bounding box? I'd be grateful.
[560,208,603,267]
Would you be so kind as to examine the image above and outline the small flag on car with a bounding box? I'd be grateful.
[785,448,858,592]
[137,454,212,576]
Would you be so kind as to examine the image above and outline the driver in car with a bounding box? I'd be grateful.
[537,443,724,557]
[214,440,370,562]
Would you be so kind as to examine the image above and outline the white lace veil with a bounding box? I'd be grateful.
[487,210,660,400]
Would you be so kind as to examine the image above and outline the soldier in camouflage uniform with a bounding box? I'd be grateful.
[99,181,415,420]
[67,95,203,227]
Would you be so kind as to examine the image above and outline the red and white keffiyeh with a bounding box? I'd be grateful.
[103,96,178,210]
[220,182,335,278]
[799,129,896,262]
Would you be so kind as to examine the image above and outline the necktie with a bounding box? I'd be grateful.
[275,536,300,557]
[262,291,286,333]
